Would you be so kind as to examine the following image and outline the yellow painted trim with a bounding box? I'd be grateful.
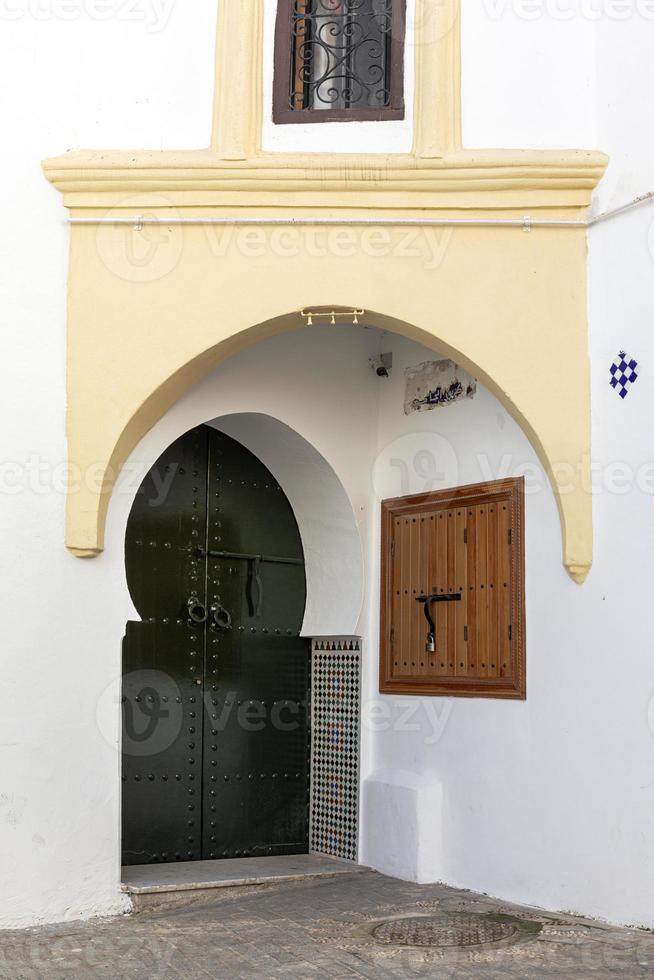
[212,0,263,158]
[43,150,608,224]
[42,0,608,585]
[412,0,462,156]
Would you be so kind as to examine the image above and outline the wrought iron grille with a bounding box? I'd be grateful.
[274,0,405,122]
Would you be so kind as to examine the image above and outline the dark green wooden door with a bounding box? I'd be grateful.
[122,425,310,866]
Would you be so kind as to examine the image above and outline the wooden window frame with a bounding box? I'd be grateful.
[273,0,406,125]
[379,478,526,700]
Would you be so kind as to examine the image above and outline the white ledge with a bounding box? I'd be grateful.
[121,854,365,895]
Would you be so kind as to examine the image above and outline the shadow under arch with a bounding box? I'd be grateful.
[71,307,591,583]
[208,413,364,638]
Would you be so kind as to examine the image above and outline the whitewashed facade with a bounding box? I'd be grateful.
[2,1,654,930]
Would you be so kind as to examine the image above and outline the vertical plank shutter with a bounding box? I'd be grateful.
[380,478,525,699]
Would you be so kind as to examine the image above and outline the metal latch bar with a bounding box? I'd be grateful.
[416,593,462,653]
[197,547,303,566]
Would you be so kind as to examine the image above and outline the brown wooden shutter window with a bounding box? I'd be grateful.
[379,478,526,700]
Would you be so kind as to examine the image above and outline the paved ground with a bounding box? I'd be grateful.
[1,871,653,979]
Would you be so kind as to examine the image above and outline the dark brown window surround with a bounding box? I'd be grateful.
[379,478,526,700]
[273,0,406,124]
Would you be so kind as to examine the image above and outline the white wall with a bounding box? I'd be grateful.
[0,5,217,928]
[461,4,596,150]
[2,0,654,931]
[360,334,654,928]
[593,13,654,208]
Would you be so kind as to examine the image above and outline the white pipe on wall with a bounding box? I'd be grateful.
[66,190,654,230]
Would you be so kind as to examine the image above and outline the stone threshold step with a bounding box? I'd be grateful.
[122,853,365,896]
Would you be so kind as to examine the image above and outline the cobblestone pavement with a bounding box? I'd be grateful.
[1,871,653,979]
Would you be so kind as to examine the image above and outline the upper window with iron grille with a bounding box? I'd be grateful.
[273,0,406,124]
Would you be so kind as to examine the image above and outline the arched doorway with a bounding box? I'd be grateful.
[63,302,594,584]
[121,424,311,865]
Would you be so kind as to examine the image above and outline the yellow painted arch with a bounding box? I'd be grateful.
[64,268,592,583]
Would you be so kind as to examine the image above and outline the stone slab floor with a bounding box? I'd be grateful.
[1,871,653,979]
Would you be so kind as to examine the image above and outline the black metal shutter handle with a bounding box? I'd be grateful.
[416,594,462,653]
[419,597,437,652]
[187,597,208,624]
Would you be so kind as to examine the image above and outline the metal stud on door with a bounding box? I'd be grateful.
[122,429,208,865]
[122,426,310,865]
[202,431,310,859]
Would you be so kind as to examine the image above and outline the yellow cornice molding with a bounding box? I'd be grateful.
[43,148,608,209]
